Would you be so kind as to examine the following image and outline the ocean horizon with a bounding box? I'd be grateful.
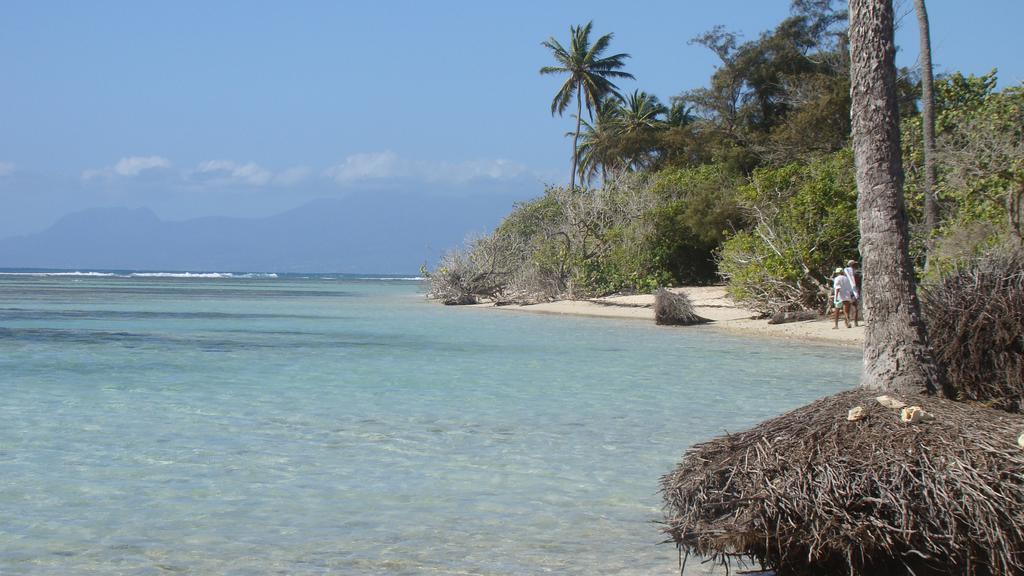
[1,272,861,575]
[0,268,425,280]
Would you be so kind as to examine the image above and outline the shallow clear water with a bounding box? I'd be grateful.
[0,275,861,575]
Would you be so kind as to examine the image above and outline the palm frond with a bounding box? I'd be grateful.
[550,77,577,116]
[541,22,633,119]
[586,33,614,62]
[539,65,569,75]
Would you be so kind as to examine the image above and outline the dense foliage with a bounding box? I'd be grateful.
[427,173,738,303]
[903,71,1024,273]
[429,0,1024,310]
[718,150,858,312]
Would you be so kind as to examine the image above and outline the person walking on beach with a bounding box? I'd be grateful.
[832,267,855,329]
[843,259,860,326]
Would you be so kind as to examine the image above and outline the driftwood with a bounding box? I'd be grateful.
[661,389,1024,576]
[921,247,1024,412]
[767,310,820,325]
[654,288,710,326]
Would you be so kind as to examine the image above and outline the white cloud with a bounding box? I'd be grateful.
[82,155,171,180]
[188,160,311,187]
[193,160,272,186]
[79,152,519,190]
[114,156,171,176]
[325,151,405,182]
[324,151,528,185]
[0,162,14,176]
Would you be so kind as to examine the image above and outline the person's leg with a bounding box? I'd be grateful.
[852,299,860,326]
[843,301,851,328]
[833,302,840,329]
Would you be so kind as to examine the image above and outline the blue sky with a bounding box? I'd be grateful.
[1,0,1022,237]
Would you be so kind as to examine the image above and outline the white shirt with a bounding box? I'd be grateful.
[844,266,859,297]
[833,274,854,302]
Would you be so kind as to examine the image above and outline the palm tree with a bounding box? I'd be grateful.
[617,90,666,131]
[540,21,634,191]
[914,0,940,235]
[614,90,667,170]
[849,0,942,395]
[656,98,700,167]
[665,98,696,128]
[575,99,622,184]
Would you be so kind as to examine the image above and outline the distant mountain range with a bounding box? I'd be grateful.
[0,191,524,274]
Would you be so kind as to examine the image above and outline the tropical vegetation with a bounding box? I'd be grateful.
[540,21,634,192]
[428,0,1024,314]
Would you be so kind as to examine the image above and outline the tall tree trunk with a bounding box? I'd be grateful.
[1011,181,1024,244]
[570,87,581,192]
[915,0,940,235]
[849,0,943,396]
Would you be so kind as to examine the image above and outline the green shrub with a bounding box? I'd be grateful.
[647,164,744,285]
[718,149,859,313]
[902,72,1024,235]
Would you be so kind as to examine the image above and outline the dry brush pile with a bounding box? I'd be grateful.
[921,247,1024,412]
[660,248,1024,575]
[425,237,519,305]
[660,389,1024,576]
[654,288,710,326]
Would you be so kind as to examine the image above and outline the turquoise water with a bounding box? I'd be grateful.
[0,274,861,575]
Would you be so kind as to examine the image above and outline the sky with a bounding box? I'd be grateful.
[1,0,1022,238]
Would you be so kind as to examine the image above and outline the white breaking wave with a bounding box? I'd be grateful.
[130,272,228,278]
[0,271,119,277]
[356,276,426,281]
[129,272,279,279]
[0,271,279,279]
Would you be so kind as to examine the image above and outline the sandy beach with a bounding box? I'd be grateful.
[475,286,865,347]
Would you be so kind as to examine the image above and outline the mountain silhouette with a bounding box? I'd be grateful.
[0,190,521,274]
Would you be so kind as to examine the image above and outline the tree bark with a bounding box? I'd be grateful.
[1011,181,1024,244]
[915,0,940,235]
[570,87,582,192]
[849,0,943,395]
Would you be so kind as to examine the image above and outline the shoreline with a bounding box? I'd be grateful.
[473,286,865,348]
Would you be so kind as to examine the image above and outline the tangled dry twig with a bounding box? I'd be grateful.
[921,247,1024,412]
[654,289,710,326]
[660,389,1024,576]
